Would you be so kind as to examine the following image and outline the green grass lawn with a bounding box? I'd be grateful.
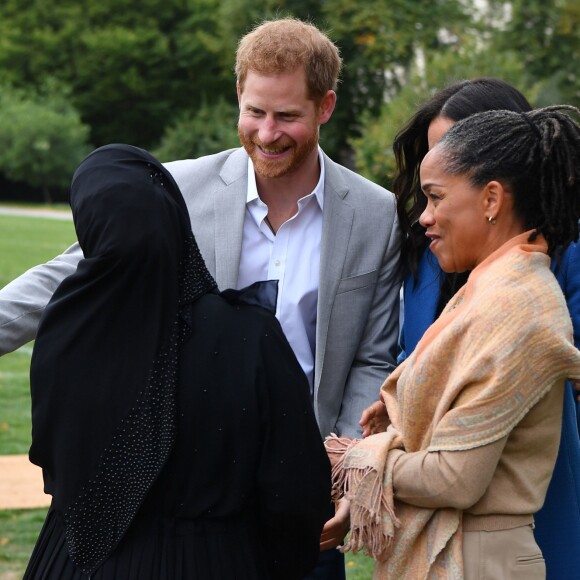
[0,344,35,455]
[0,509,48,578]
[0,208,376,578]
[0,211,74,577]
[0,213,76,455]
[0,213,75,288]
[344,552,376,578]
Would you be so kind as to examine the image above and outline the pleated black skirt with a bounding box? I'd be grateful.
[24,506,271,579]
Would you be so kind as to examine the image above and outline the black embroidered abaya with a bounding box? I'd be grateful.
[24,144,331,579]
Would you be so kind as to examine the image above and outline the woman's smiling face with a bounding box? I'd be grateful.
[418,146,490,273]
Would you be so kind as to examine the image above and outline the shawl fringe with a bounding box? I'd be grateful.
[325,433,400,561]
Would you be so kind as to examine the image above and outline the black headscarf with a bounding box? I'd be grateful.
[29,144,217,575]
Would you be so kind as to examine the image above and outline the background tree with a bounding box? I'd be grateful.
[494,0,580,105]
[0,85,91,203]
[352,34,542,188]
[0,0,576,201]
[154,98,240,162]
[0,0,231,149]
[320,0,469,161]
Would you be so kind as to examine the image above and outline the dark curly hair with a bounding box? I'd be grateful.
[392,78,532,315]
[438,105,580,255]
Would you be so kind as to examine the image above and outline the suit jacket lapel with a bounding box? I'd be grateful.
[315,154,354,389]
[212,149,354,390]
[213,149,249,290]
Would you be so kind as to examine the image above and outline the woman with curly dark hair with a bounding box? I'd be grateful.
[385,80,580,580]
[331,105,580,579]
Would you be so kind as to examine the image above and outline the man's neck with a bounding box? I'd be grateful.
[256,151,321,219]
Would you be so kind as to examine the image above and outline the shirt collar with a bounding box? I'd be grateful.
[246,147,325,211]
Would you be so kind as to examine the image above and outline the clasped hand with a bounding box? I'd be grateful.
[359,398,389,437]
[319,397,390,550]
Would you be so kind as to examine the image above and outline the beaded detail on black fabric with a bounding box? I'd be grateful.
[179,233,217,305]
[63,209,216,576]
[64,319,180,575]
[148,164,166,188]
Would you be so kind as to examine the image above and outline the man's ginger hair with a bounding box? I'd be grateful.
[235,18,342,104]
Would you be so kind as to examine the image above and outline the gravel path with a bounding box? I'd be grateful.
[0,206,72,220]
[0,455,50,509]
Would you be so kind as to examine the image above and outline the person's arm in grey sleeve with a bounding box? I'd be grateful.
[334,213,402,439]
[0,243,83,355]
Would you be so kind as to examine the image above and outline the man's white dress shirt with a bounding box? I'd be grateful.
[237,152,325,390]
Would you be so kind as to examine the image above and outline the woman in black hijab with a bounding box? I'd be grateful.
[24,144,331,579]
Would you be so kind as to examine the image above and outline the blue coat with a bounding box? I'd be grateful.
[399,241,580,580]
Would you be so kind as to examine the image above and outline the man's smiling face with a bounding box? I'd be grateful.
[237,68,321,179]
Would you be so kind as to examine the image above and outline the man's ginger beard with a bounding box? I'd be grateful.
[238,127,319,179]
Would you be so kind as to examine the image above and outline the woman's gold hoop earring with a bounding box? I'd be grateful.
[488,216,497,225]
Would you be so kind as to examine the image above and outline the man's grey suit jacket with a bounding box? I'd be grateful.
[0,147,401,438]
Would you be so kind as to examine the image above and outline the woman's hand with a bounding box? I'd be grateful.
[359,399,388,437]
[319,498,351,551]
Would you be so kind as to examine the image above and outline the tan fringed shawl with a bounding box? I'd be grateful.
[326,232,580,579]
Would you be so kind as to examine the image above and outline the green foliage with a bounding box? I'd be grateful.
[321,0,470,158]
[154,98,240,162]
[351,34,542,188]
[497,0,580,106]
[0,0,235,150]
[0,0,576,188]
[0,86,91,202]
[351,83,421,189]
